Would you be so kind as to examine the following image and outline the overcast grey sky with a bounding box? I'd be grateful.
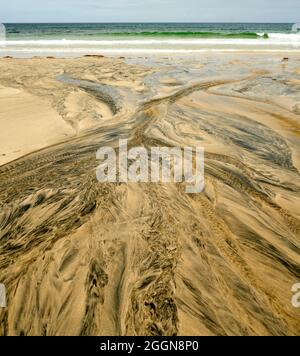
[1,0,300,23]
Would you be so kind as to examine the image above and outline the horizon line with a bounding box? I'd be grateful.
[2,21,296,24]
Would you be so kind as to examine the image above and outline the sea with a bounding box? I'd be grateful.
[0,23,300,57]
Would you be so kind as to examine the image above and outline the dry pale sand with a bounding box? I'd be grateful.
[0,54,299,336]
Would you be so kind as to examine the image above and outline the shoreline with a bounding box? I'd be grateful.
[1,49,300,63]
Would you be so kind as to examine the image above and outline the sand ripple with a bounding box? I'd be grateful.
[0,55,300,336]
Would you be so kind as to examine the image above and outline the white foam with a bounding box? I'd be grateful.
[1,32,300,56]
[2,48,300,54]
[267,33,300,41]
[1,34,300,47]
[1,33,300,47]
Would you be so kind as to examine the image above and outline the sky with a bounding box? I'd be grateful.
[0,0,300,23]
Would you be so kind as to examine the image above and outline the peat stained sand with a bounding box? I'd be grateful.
[0,54,300,336]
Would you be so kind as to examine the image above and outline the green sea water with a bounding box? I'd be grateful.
[3,23,294,39]
[1,23,299,56]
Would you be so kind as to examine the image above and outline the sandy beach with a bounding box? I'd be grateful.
[0,53,300,336]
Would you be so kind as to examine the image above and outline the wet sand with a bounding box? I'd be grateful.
[0,54,300,336]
